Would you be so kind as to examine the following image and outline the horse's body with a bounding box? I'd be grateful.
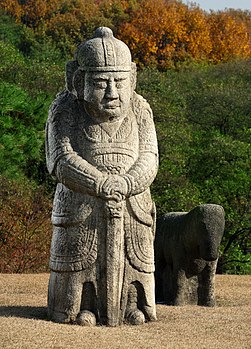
[155,204,225,306]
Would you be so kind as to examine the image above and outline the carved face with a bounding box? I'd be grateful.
[83,71,131,123]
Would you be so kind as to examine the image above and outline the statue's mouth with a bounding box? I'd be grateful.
[104,103,120,109]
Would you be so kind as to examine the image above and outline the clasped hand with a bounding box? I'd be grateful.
[100,175,128,202]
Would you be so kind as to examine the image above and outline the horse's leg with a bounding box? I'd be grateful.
[173,268,187,306]
[162,264,174,304]
[198,261,217,306]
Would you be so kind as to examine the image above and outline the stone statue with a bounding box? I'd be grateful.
[155,204,225,306]
[46,27,158,326]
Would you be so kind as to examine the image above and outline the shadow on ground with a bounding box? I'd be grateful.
[0,306,48,320]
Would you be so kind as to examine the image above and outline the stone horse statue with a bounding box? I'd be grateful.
[154,204,225,306]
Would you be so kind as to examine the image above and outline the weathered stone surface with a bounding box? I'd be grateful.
[46,27,158,326]
[155,204,225,306]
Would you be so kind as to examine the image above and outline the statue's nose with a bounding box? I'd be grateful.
[105,79,119,100]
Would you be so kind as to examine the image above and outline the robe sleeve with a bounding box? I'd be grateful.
[123,93,159,196]
[45,92,106,196]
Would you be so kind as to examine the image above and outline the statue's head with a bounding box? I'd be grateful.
[69,27,136,123]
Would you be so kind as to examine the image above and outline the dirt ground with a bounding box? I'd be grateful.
[0,274,250,349]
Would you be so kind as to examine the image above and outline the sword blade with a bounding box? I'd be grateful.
[105,200,124,326]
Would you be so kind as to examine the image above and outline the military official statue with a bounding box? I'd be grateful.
[46,27,158,326]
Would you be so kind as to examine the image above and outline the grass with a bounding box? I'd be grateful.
[0,274,250,349]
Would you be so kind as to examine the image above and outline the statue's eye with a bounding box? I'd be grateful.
[116,79,127,89]
[93,80,107,89]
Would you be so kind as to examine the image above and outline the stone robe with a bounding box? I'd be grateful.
[46,90,158,275]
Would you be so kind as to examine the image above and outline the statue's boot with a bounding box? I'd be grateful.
[75,281,98,326]
[76,310,97,326]
[48,271,82,324]
[125,283,145,325]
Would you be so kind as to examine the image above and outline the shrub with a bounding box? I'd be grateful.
[0,177,52,273]
[0,82,51,183]
[137,61,251,274]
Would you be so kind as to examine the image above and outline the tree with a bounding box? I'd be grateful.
[183,62,251,273]
[0,0,59,28]
[137,67,201,214]
[181,3,212,61]
[118,0,187,68]
[44,0,109,55]
[1,1,250,67]
[98,0,137,30]
[117,1,213,68]
[208,12,250,62]
[226,8,251,46]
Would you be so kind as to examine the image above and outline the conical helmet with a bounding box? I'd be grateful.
[76,27,132,72]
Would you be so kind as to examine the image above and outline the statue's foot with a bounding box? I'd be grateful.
[76,310,96,326]
[50,311,72,324]
[126,309,145,325]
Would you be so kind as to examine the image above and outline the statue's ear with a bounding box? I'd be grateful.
[130,62,137,91]
[72,68,85,100]
[65,60,79,92]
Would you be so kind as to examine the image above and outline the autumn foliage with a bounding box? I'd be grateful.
[0,0,60,27]
[0,0,250,68]
[208,11,251,62]
[117,1,214,68]
[0,177,52,273]
[118,0,251,68]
